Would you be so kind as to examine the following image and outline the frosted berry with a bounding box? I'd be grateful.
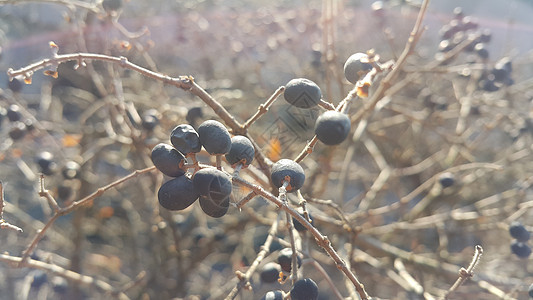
[197,120,232,155]
[509,222,530,242]
[141,109,159,131]
[260,290,283,300]
[199,195,230,218]
[314,111,351,145]
[7,104,22,122]
[277,248,302,273]
[438,172,455,188]
[260,262,281,283]
[283,78,322,109]
[293,212,313,232]
[290,278,319,300]
[36,151,57,175]
[193,168,232,202]
[150,143,185,178]
[225,135,255,167]
[158,176,199,211]
[511,240,531,258]
[171,124,202,155]
[62,161,81,180]
[8,121,26,140]
[343,53,372,84]
[102,0,122,12]
[270,159,305,193]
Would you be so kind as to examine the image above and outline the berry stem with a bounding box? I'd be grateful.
[279,181,299,284]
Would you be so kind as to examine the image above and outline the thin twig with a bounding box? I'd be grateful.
[0,181,23,233]
[443,245,484,299]
[232,176,371,299]
[242,86,285,130]
[225,218,279,300]
[0,253,130,300]
[18,166,157,266]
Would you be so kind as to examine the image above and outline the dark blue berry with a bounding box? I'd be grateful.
[314,111,351,145]
[57,184,73,200]
[271,159,305,193]
[102,0,122,12]
[7,104,21,122]
[509,222,530,242]
[36,151,57,175]
[199,195,230,218]
[261,290,284,300]
[343,53,372,84]
[186,107,203,125]
[197,120,232,155]
[30,270,48,288]
[528,283,533,298]
[8,77,22,93]
[290,278,319,300]
[283,78,322,109]
[260,262,281,283]
[150,143,185,178]
[170,124,202,155]
[51,276,68,294]
[474,43,489,59]
[158,176,199,211]
[225,135,255,167]
[193,168,232,202]
[9,121,26,140]
[141,110,159,131]
[293,212,313,232]
[62,161,81,179]
[438,172,455,188]
[511,240,531,258]
[277,248,302,273]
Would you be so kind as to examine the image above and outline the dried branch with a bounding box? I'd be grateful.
[443,245,484,299]
[0,253,130,300]
[0,181,23,233]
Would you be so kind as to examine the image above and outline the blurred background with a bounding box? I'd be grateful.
[0,0,533,299]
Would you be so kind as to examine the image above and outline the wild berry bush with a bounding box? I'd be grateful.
[1,0,533,299]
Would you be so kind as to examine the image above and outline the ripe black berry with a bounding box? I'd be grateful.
[474,43,489,59]
[314,111,351,145]
[199,195,230,218]
[150,143,185,178]
[511,240,532,258]
[270,159,305,192]
[438,172,455,188]
[290,278,319,300]
[186,107,203,125]
[36,151,57,175]
[343,53,373,84]
[170,124,202,155]
[8,121,26,140]
[293,212,313,232]
[141,109,159,131]
[225,135,255,167]
[509,222,530,242]
[529,283,533,298]
[158,176,199,211]
[283,78,322,109]
[193,168,232,202]
[102,0,122,12]
[30,270,48,288]
[197,120,232,155]
[260,290,284,300]
[8,77,23,93]
[62,161,81,180]
[7,104,22,122]
[57,184,73,201]
[51,276,68,294]
[277,248,302,273]
[260,262,281,283]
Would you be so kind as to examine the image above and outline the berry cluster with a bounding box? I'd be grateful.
[509,221,531,258]
[152,119,257,218]
[436,7,514,93]
[0,103,36,141]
